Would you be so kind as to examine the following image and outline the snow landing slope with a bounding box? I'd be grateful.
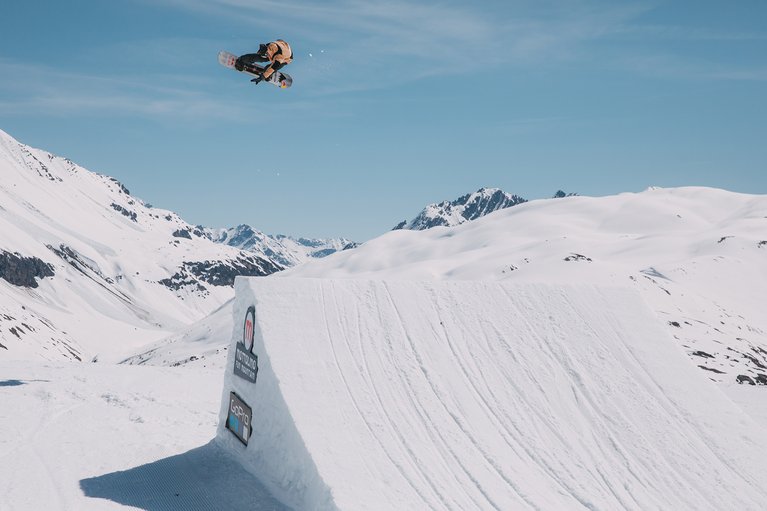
[218,278,767,511]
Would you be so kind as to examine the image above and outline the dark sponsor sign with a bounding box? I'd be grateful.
[234,305,259,383]
[226,392,252,446]
[234,343,259,383]
[243,306,255,351]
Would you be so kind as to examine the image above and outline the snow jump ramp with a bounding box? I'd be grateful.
[216,278,767,510]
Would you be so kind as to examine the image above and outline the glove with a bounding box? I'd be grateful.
[250,76,263,84]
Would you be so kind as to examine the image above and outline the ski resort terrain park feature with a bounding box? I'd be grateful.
[213,278,767,511]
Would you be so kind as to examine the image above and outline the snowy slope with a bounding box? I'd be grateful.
[0,128,282,362]
[121,299,235,369]
[285,187,767,386]
[217,278,767,510]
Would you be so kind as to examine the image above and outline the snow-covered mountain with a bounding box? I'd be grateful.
[0,129,284,362]
[209,224,356,268]
[392,187,527,230]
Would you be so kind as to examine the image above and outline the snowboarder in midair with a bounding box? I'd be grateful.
[235,39,293,84]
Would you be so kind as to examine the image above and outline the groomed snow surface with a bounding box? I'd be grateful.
[216,278,767,510]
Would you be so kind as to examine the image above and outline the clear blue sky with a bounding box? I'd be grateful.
[1,0,766,241]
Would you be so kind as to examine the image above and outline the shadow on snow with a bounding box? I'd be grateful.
[0,379,49,387]
[80,441,291,511]
[0,379,27,387]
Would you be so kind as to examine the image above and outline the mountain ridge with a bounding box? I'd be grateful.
[393,187,527,230]
[0,128,284,361]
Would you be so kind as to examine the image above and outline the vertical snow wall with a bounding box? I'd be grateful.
[216,278,767,510]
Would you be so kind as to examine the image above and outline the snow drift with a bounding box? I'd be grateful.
[217,278,767,510]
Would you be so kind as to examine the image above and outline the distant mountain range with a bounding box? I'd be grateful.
[217,187,541,264]
[208,224,356,268]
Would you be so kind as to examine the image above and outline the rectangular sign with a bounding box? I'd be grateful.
[226,392,252,446]
[234,343,259,383]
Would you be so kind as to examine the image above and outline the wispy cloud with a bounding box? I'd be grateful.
[146,0,653,92]
[0,57,249,121]
[615,53,767,82]
[609,23,767,42]
[117,0,767,96]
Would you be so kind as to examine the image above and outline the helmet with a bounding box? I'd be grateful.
[280,74,293,89]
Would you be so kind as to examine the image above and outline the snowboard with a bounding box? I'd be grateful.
[218,51,293,89]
